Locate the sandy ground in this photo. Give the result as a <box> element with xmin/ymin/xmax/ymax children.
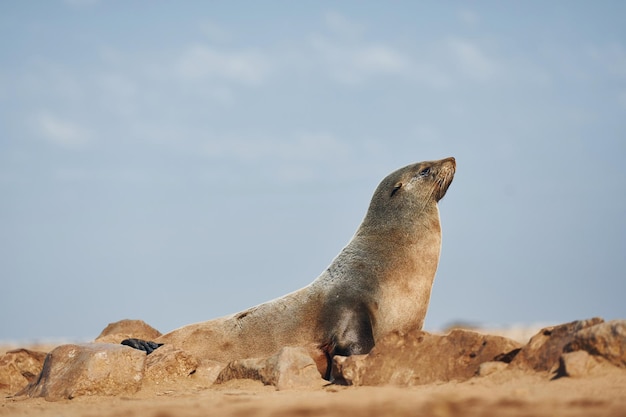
<box><xmin>2</xmin><ymin>347</ymin><xmax>625</xmax><ymax>417</ymax></box>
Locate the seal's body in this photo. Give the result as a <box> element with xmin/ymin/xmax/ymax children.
<box><xmin>138</xmin><ymin>157</ymin><xmax>455</xmax><ymax>376</ymax></box>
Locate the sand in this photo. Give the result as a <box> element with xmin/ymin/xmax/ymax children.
<box><xmin>2</xmin><ymin>348</ymin><xmax>625</xmax><ymax>417</ymax></box>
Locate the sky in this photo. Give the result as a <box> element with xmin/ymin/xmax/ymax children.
<box><xmin>1</xmin><ymin>1</ymin><xmax>625</xmax><ymax>342</ymax></box>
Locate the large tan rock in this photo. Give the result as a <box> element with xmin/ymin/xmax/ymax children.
<box><xmin>95</xmin><ymin>319</ymin><xmax>162</xmax><ymax>344</ymax></box>
<box><xmin>333</xmin><ymin>328</ymin><xmax>521</xmax><ymax>386</ymax></box>
<box><xmin>0</xmin><ymin>349</ymin><xmax>47</xmax><ymax>393</ymax></box>
<box><xmin>144</xmin><ymin>344</ymin><xmax>198</xmax><ymax>384</ymax></box>
<box><xmin>18</xmin><ymin>343</ymin><xmax>146</xmax><ymax>401</ymax></box>
<box><xmin>556</xmin><ymin>350</ymin><xmax>603</xmax><ymax>378</ymax></box>
<box><xmin>215</xmin><ymin>346</ymin><xmax>324</xmax><ymax>390</ymax></box>
<box><xmin>192</xmin><ymin>359</ymin><xmax>226</xmax><ymax>385</ymax></box>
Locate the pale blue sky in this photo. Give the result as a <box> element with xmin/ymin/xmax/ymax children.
<box><xmin>1</xmin><ymin>1</ymin><xmax>625</xmax><ymax>341</ymax></box>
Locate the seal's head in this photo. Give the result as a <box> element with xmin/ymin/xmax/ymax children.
<box><xmin>361</xmin><ymin>157</ymin><xmax>456</xmax><ymax>234</ymax></box>
<box><xmin>386</xmin><ymin>157</ymin><xmax>455</xmax><ymax>201</ymax></box>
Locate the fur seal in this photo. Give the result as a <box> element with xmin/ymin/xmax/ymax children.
<box><xmin>125</xmin><ymin>157</ymin><xmax>455</xmax><ymax>377</ymax></box>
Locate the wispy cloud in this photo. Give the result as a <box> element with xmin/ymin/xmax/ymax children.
<box><xmin>308</xmin><ymin>12</ymin><xmax>498</xmax><ymax>88</ymax></box>
<box><xmin>177</xmin><ymin>44</ymin><xmax>272</xmax><ymax>85</ymax></box>
<box><xmin>203</xmin><ymin>131</ymin><xmax>350</xmax><ymax>162</ymax></box>
<box><xmin>445</xmin><ymin>37</ymin><xmax>499</xmax><ymax>81</ymax></box>
<box><xmin>310</xmin><ymin>35</ymin><xmax>410</xmax><ymax>84</ymax></box>
<box><xmin>305</xmin><ymin>11</ymin><xmax>411</xmax><ymax>84</ymax></box>
<box><xmin>199</xmin><ymin>130</ymin><xmax>377</xmax><ymax>184</ymax></box>
<box><xmin>37</xmin><ymin>112</ymin><xmax>93</xmax><ymax>149</ymax></box>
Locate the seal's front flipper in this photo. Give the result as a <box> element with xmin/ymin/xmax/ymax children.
<box><xmin>121</xmin><ymin>338</ymin><xmax>163</xmax><ymax>354</ymax></box>
<box><xmin>322</xmin><ymin>304</ymin><xmax>375</xmax><ymax>381</ymax></box>
<box><xmin>332</xmin><ymin>305</ymin><xmax>375</xmax><ymax>357</ymax></box>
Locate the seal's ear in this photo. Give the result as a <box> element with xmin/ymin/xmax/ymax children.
<box><xmin>391</xmin><ymin>182</ymin><xmax>402</xmax><ymax>197</ymax></box>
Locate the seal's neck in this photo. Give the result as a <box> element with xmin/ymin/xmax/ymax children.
<box><xmin>355</xmin><ymin>203</ymin><xmax>441</xmax><ymax>245</ymax></box>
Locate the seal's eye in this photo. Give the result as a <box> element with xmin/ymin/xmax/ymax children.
<box><xmin>390</xmin><ymin>182</ymin><xmax>402</xmax><ymax>197</ymax></box>
<box><xmin>419</xmin><ymin>167</ymin><xmax>431</xmax><ymax>177</ymax></box>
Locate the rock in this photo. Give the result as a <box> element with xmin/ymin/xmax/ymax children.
<box><xmin>556</xmin><ymin>350</ymin><xmax>601</xmax><ymax>378</ymax></box>
<box><xmin>478</xmin><ymin>361</ymin><xmax>509</xmax><ymax>377</ymax></box>
<box><xmin>0</xmin><ymin>349</ymin><xmax>47</xmax><ymax>393</ymax></box>
<box><xmin>333</xmin><ymin>328</ymin><xmax>521</xmax><ymax>386</ymax></box>
<box><xmin>95</xmin><ymin>319</ymin><xmax>162</xmax><ymax>344</ymax></box>
<box><xmin>215</xmin><ymin>346</ymin><xmax>324</xmax><ymax>390</ymax></box>
<box><xmin>192</xmin><ymin>359</ymin><xmax>226</xmax><ymax>385</ymax></box>
<box><xmin>144</xmin><ymin>344</ymin><xmax>198</xmax><ymax>384</ymax></box>
<box><xmin>509</xmin><ymin>317</ymin><xmax>604</xmax><ymax>372</ymax></box>
<box><xmin>18</xmin><ymin>343</ymin><xmax>146</xmax><ymax>401</ymax></box>
<box><xmin>564</xmin><ymin>320</ymin><xmax>626</xmax><ymax>368</ymax></box>
<box><xmin>331</xmin><ymin>354</ymin><xmax>367</xmax><ymax>385</ymax></box>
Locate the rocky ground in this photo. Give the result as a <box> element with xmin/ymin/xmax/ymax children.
<box><xmin>1</xmin><ymin>317</ymin><xmax>625</xmax><ymax>417</ymax></box>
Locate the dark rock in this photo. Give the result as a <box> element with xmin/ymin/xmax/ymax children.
<box><xmin>564</xmin><ymin>320</ymin><xmax>626</xmax><ymax>368</ymax></box>
<box><xmin>509</xmin><ymin>317</ymin><xmax>604</xmax><ymax>372</ymax></box>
